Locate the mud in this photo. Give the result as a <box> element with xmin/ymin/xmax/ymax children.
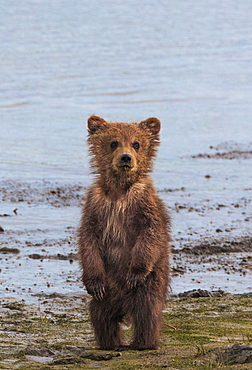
<box><xmin>0</xmin><ymin>247</ymin><xmax>20</xmax><ymax>254</ymax></box>
<box><xmin>0</xmin><ymin>180</ymin><xmax>85</xmax><ymax>207</ymax></box>
<box><xmin>172</xmin><ymin>236</ymin><xmax>252</xmax><ymax>294</ymax></box>
<box><xmin>180</xmin><ymin>236</ymin><xmax>252</xmax><ymax>255</ymax></box>
<box><xmin>28</xmin><ymin>252</ymin><xmax>77</xmax><ymax>261</ymax></box>
<box><xmin>0</xmin><ymin>175</ymin><xmax>252</xmax><ymax>299</ymax></box>
<box><xmin>191</xmin><ymin>141</ymin><xmax>252</xmax><ymax>160</ymax></box>
<box><xmin>192</xmin><ymin>150</ymin><xmax>252</xmax><ymax>160</ymax></box>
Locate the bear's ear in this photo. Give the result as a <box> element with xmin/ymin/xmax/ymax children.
<box><xmin>138</xmin><ymin>117</ymin><xmax>161</xmax><ymax>135</ymax></box>
<box><xmin>87</xmin><ymin>115</ymin><xmax>108</xmax><ymax>134</ymax></box>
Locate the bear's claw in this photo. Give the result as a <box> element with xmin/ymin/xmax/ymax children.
<box><xmin>126</xmin><ymin>271</ymin><xmax>146</xmax><ymax>289</ymax></box>
<box><xmin>86</xmin><ymin>283</ymin><xmax>106</xmax><ymax>300</ymax></box>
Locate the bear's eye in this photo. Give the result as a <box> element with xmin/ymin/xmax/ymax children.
<box><xmin>132</xmin><ymin>142</ymin><xmax>140</xmax><ymax>150</ymax></box>
<box><xmin>110</xmin><ymin>141</ymin><xmax>119</xmax><ymax>150</ymax></box>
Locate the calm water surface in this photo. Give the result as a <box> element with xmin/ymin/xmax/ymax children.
<box><xmin>1</xmin><ymin>1</ymin><xmax>252</xmax><ymax>180</ymax></box>
<box><xmin>0</xmin><ymin>1</ymin><xmax>252</xmax><ymax>297</ymax></box>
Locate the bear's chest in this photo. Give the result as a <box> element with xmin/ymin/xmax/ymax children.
<box><xmin>96</xmin><ymin>201</ymin><xmax>137</xmax><ymax>270</ymax></box>
<box><xmin>100</xmin><ymin>201</ymin><xmax>135</xmax><ymax>246</ymax></box>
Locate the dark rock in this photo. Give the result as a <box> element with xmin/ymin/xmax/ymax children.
<box><xmin>212</xmin><ymin>343</ymin><xmax>252</xmax><ymax>365</ymax></box>
<box><xmin>50</xmin><ymin>355</ymin><xmax>85</xmax><ymax>365</ymax></box>
<box><xmin>83</xmin><ymin>352</ymin><xmax>121</xmax><ymax>361</ymax></box>
<box><xmin>24</xmin><ymin>345</ymin><xmax>55</xmax><ymax>357</ymax></box>
<box><xmin>178</xmin><ymin>289</ymin><xmax>228</xmax><ymax>298</ymax></box>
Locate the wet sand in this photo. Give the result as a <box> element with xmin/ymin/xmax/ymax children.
<box><xmin>0</xmin><ymin>169</ymin><xmax>251</xmax><ymax>302</ymax></box>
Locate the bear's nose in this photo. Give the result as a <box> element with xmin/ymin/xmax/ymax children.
<box><xmin>120</xmin><ymin>154</ymin><xmax>132</xmax><ymax>164</ymax></box>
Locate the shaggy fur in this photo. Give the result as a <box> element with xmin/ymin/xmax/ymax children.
<box><xmin>78</xmin><ymin>115</ymin><xmax>171</xmax><ymax>350</ymax></box>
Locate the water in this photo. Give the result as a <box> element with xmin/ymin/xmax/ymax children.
<box><xmin>0</xmin><ymin>1</ymin><xmax>252</xmax><ymax>299</ymax></box>
<box><xmin>1</xmin><ymin>0</ymin><xmax>252</xmax><ymax>180</ymax></box>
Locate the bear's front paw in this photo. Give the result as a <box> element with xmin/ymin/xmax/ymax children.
<box><xmin>85</xmin><ymin>280</ymin><xmax>106</xmax><ymax>301</ymax></box>
<box><xmin>126</xmin><ymin>269</ymin><xmax>148</xmax><ymax>289</ymax></box>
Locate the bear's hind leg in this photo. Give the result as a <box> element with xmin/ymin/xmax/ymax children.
<box><xmin>90</xmin><ymin>298</ymin><xmax>123</xmax><ymax>350</ymax></box>
<box><xmin>130</xmin><ymin>293</ymin><xmax>163</xmax><ymax>350</ymax></box>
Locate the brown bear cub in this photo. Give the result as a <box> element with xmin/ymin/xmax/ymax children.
<box><xmin>78</xmin><ymin>115</ymin><xmax>171</xmax><ymax>350</ymax></box>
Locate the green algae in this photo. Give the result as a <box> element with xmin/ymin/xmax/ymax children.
<box><xmin>0</xmin><ymin>294</ymin><xmax>251</xmax><ymax>369</ymax></box>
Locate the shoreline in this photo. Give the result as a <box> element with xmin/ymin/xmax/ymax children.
<box><xmin>0</xmin><ymin>177</ymin><xmax>252</xmax><ymax>368</ymax></box>
<box><xmin>0</xmin><ymin>179</ymin><xmax>252</xmax><ymax>303</ymax></box>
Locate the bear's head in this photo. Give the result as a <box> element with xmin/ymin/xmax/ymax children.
<box><xmin>87</xmin><ymin>115</ymin><xmax>161</xmax><ymax>186</ymax></box>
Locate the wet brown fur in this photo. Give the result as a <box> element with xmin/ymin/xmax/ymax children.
<box><xmin>78</xmin><ymin>115</ymin><xmax>171</xmax><ymax>350</ymax></box>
